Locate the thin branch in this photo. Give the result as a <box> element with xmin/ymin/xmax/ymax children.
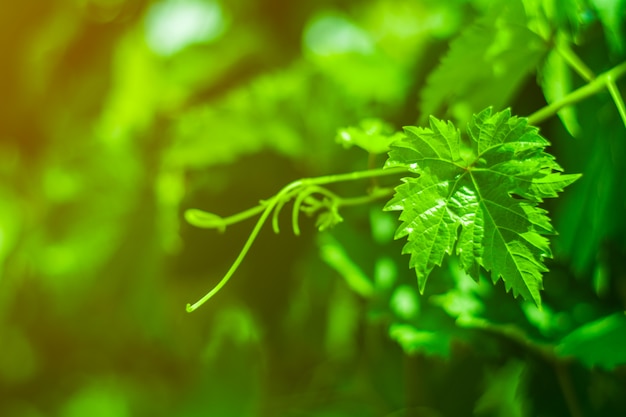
<box><xmin>557</xmin><ymin>42</ymin><xmax>595</xmax><ymax>82</ymax></box>
<box><xmin>606</xmin><ymin>78</ymin><xmax>626</xmax><ymax>129</ymax></box>
<box><xmin>529</xmin><ymin>61</ymin><xmax>626</xmax><ymax>125</ymax></box>
<box><xmin>555</xmin><ymin>361</ymin><xmax>585</xmax><ymax>417</ymax></box>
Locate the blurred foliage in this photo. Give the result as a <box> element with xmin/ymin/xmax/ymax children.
<box><xmin>1</xmin><ymin>0</ymin><xmax>626</xmax><ymax>416</ymax></box>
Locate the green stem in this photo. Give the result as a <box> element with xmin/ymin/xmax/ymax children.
<box><xmin>529</xmin><ymin>61</ymin><xmax>626</xmax><ymax>125</ymax></box>
<box><xmin>186</xmin><ymin>179</ymin><xmax>303</xmax><ymax>312</ymax></box>
<box><xmin>185</xmin><ymin>200</ymin><xmax>275</xmax><ymax>312</ymax></box>
<box><xmin>557</xmin><ymin>42</ymin><xmax>595</xmax><ymax>82</ymax></box>
<box><xmin>304</xmin><ymin>166</ymin><xmax>409</xmax><ymax>186</ymax></box>
<box><xmin>555</xmin><ymin>362</ymin><xmax>585</xmax><ymax>417</ymax></box>
<box><xmin>337</xmin><ymin>186</ymin><xmax>394</xmax><ymax>207</ymax></box>
<box><xmin>607</xmin><ymin>78</ymin><xmax>626</xmax><ymax>129</ymax></box>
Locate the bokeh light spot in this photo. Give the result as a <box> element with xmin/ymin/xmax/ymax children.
<box><xmin>145</xmin><ymin>0</ymin><xmax>226</xmax><ymax>56</ymax></box>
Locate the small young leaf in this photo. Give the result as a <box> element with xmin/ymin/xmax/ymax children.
<box><xmin>336</xmin><ymin>118</ymin><xmax>403</xmax><ymax>154</ymax></box>
<box><xmin>384</xmin><ymin>107</ymin><xmax>580</xmax><ymax>306</ymax></box>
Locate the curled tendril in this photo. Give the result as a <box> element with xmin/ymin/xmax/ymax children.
<box><xmin>185</xmin><ymin>167</ymin><xmax>407</xmax><ymax>312</ymax></box>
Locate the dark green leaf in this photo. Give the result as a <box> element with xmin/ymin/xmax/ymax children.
<box><xmin>557</xmin><ymin>312</ymin><xmax>626</xmax><ymax>369</ymax></box>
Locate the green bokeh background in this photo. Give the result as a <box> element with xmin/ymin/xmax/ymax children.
<box><xmin>1</xmin><ymin>0</ymin><xmax>625</xmax><ymax>416</ymax></box>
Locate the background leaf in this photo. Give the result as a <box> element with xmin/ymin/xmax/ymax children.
<box><xmin>557</xmin><ymin>312</ymin><xmax>626</xmax><ymax>370</ymax></box>
<box><xmin>419</xmin><ymin>0</ymin><xmax>547</xmax><ymax>124</ymax></box>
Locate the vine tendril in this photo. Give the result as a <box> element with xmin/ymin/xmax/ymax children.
<box><xmin>185</xmin><ymin>167</ymin><xmax>407</xmax><ymax>312</ymax></box>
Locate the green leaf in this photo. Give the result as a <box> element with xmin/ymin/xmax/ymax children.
<box><xmin>522</xmin><ymin>0</ymin><xmax>593</xmax><ymax>40</ymax></box>
<box><xmin>539</xmin><ymin>49</ymin><xmax>581</xmax><ymax>137</ymax></box>
<box><xmin>384</xmin><ymin>107</ymin><xmax>580</xmax><ymax>306</ymax></box>
<box><xmin>557</xmin><ymin>312</ymin><xmax>626</xmax><ymax>370</ymax></box>
<box><xmin>419</xmin><ymin>0</ymin><xmax>546</xmax><ymax>124</ymax></box>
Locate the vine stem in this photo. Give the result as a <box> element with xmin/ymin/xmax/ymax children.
<box><xmin>606</xmin><ymin>78</ymin><xmax>626</xmax><ymax>129</ymax></box>
<box><xmin>186</xmin><ymin>166</ymin><xmax>408</xmax><ymax>312</ymax></box>
<box><xmin>557</xmin><ymin>42</ymin><xmax>595</xmax><ymax>82</ymax></box>
<box><xmin>556</xmin><ymin>44</ymin><xmax>626</xmax><ymax>130</ymax></box>
<box><xmin>528</xmin><ymin>61</ymin><xmax>626</xmax><ymax>126</ymax></box>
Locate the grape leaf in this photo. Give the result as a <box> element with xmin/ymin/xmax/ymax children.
<box><xmin>384</xmin><ymin>107</ymin><xmax>580</xmax><ymax>306</ymax></box>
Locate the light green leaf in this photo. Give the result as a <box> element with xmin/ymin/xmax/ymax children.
<box><xmin>384</xmin><ymin>108</ymin><xmax>580</xmax><ymax>306</ymax></box>
<box><xmin>590</xmin><ymin>0</ymin><xmax>626</xmax><ymax>54</ymax></box>
<box><xmin>419</xmin><ymin>0</ymin><xmax>546</xmax><ymax>124</ymax></box>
